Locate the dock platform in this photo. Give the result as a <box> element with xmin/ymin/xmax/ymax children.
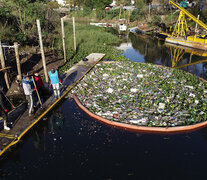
<box><xmin>0</xmin><ymin>53</ymin><xmax>105</xmax><ymax>158</ymax></box>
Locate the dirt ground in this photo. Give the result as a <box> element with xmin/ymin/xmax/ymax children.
<box><xmin>6</xmin><ymin>47</ymin><xmax>65</xmax><ymax>97</ymax></box>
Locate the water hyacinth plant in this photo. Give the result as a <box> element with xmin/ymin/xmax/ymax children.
<box><xmin>72</xmin><ymin>61</ymin><xmax>207</xmax><ymax>127</ymax></box>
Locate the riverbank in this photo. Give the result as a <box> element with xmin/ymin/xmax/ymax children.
<box><xmin>55</xmin><ymin>23</ymin><xmax>128</xmax><ymax>74</ymax></box>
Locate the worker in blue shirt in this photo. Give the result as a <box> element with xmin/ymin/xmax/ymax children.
<box><xmin>48</xmin><ymin>68</ymin><xmax>61</xmax><ymax>98</ymax></box>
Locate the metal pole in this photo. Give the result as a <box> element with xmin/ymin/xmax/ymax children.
<box><xmin>195</xmin><ymin>14</ymin><xmax>200</xmax><ymax>33</ymax></box>
<box><xmin>36</xmin><ymin>19</ymin><xmax>48</xmax><ymax>83</ymax></box>
<box><xmin>0</xmin><ymin>40</ymin><xmax>10</xmax><ymax>89</ymax></box>
<box><xmin>73</xmin><ymin>17</ymin><xmax>76</xmax><ymax>51</ymax></box>
<box><xmin>61</xmin><ymin>18</ymin><xmax>67</xmax><ymax>63</ymax></box>
<box><xmin>14</xmin><ymin>42</ymin><xmax>22</xmax><ymax>81</ymax></box>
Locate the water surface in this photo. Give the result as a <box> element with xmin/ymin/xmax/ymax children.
<box><xmin>1</xmin><ymin>34</ymin><xmax>207</xmax><ymax>180</ymax></box>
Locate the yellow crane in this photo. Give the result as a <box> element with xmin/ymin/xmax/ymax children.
<box><xmin>166</xmin><ymin>0</ymin><xmax>207</xmax><ymax>51</ymax></box>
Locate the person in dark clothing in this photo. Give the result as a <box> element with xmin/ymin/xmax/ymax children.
<box><xmin>0</xmin><ymin>87</ymin><xmax>10</xmax><ymax>130</ymax></box>
<box><xmin>33</xmin><ymin>72</ymin><xmax>47</xmax><ymax>102</ymax></box>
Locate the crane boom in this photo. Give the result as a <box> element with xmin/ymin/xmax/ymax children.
<box><xmin>169</xmin><ymin>0</ymin><xmax>207</xmax><ymax>31</ymax></box>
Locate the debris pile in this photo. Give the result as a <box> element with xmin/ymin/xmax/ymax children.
<box><xmin>72</xmin><ymin>62</ymin><xmax>207</xmax><ymax>127</ymax></box>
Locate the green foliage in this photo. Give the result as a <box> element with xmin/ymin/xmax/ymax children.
<box><xmin>130</xmin><ymin>9</ymin><xmax>139</xmax><ymax>22</ymax></box>
<box><xmin>201</xmin><ymin>9</ymin><xmax>207</xmax><ymax>24</ymax></box>
<box><xmin>56</xmin><ymin>24</ymin><xmax>128</xmax><ymax>74</ymax></box>
<box><xmin>81</xmin><ymin>0</ymin><xmax>113</xmax><ymax>10</ymax></box>
<box><xmin>84</xmin><ymin>0</ymin><xmax>113</xmax><ymax>19</ymax></box>
<box><xmin>48</xmin><ymin>1</ymin><xmax>60</xmax><ymax>9</ymax></box>
<box><xmin>96</xmin><ymin>9</ymin><xmax>105</xmax><ymax>20</ymax></box>
<box><xmin>135</xmin><ymin>0</ymin><xmax>145</xmax><ymax>9</ymax></box>
<box><xmin>125</xmin><ymin>0</ymin><xmax>132</xmax><ymax>6</ymax></box>
<box><xmin>83</xmin><ymin>7</ymin><xmax>93</xmax><ymax>17</ymax></box>
<box><xmin>165</xmin><ymin>14</ymin><xmax>176</xmax><ymax>21</ymax></box>
<box><xmin>130</xmin><ymin>4</ymin><xmax>148</xmax><ymax>22</ymax></box>
<box><xmin>0</xmin><ymin>0</ymin><xmax>59</xmax><ymax>45</ymax></box>
<box><xmin>152</xmin><ymin>15</ymin><xmax>161</xmax><ymax>26</ymax></box>
<box><xmin>105</xmin><ymin>8</ymin><xmax>120</xmax><ymax>20</ymax></box>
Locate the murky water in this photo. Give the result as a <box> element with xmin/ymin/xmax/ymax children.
<box><xmin>1</xmin><ymin>34</ymin><xmax>207</xmax><ymax>180</ymax></box>
<box><xmin>120</xmin><ymin>33</ymin><xmax>207</xmax><ymax>80</ymax></box>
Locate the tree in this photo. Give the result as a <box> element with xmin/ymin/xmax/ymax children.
<box><xmin>85</xmin><ymin>0</ymin><xmax>112</xmax><ymax>10</ymax></box>
<box><xmin>116</xmin><ymin>0</ymin><xmax>131</xmax><ymax>6</ymax></box>
<box><xmin>134</xmin><ymin>0</ymin><xmax>145</xmax><ymax>10</ymax></box>
<box><xmin>0</xmin><ymin>0</ymin><xmax>58</xmax><ymax>44</ymax></box>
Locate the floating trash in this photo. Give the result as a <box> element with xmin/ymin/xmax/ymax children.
<box><xmin>106</xmin><ymin>88</ymin><xmax>114</xmax><ymax>93</ymax></box>
<box><xmin>137</xmin><ymin>74</ymin><xmax>144</xmax><ymax>78</ymax></box>
<box><xmin>72</xmin><ymin>61</ymin><xmax>207</xmax><ymax>127</ymax></box>
<box><xmin>130</xmin><ymin>88</ymin><xmax>138</xmax><ymax>93</ymax></box>
<box><xmin>158</xmin><ymin>103</ymin><xmax>165</xmax><ymax>110</ymax></box>
<box><xmin>129</xmin><ymin>118</ymin><xmax>147</xmax><ymax>125</ymax></box>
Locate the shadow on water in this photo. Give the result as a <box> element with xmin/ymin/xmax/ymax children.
<box><xmin>1</xmin><ymin>33</ymin><xmax>207</xmax><ymax>180</ymax></box>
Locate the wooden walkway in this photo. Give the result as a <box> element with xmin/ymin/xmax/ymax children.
<box><xmin>0</xmin><ymin>53</ymin><xmax>105</xmax><ymax>158</ymax></box>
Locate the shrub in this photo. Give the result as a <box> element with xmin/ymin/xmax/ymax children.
<box><xmin>152</xmin><ymin>15</ymin><xmax>161</xmax><ymax>26</ymax></box>
<box><xmin>55</xmin><ymin>24</ymin><xmax>128</xmax><ymax>73</ymax></box>
<box><xmin>83</xmin><ymin>7</ymin><xmax>93</xmax><ymax>17</ymax></box>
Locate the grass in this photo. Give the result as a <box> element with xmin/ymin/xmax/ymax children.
<box><xmin>55</xmin><ymin>23</ymin><xmax>128</xmax><ymax>74</ymax></box>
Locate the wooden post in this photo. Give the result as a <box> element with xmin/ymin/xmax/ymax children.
<box><xmin>73</xmin><ymin>17</ymin><xmax>76</xmax><ymax>51</ymax></box>
<box><xmin>14</xmin><ymin>42</ymin><xmax>22</xmax><ymax>81</ymax></box>
<box><xmin>36</xmin><ymin>19</ymin><xmax>48</xmax><ymax>83</ymax></box>
<box><xmin>0</xmin><ymin>40</ymin><xmax>10</xmax><ymax>89</ymax></box>
<box><xmin>61</xmin><ymin>18</ymin><xmax>67</xmax><ymax>63</ymax></box>
<box><xmin>119</xmin><ymin>5</ymin><xmax>122</xmax><ymax>20</ymax></box>
<box><xmin>128</xmin><ymin>10</ymin><xmax>130</xmax><ymax>24</ymax></box>
<box><xmin>123</xmin><ymin>8</ymin><xmax>125</xmax><ymax>19</ymax></box>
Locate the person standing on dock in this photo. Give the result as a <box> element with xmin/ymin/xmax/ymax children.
<box><xmin>33</xmin><ymin>72</ymin><xmax>47</xmax><ymax>102</ymax></box>
<box><xmin>23</xmin><ymin>76</ymin><xmax>34</xmax><ymax>116</ymax></box>
<box><xmin>0</xmin><ymin>86</ymin><xmax>10</xmax><ymax>130</ymax></box>
<box><xmin>48</xmin><ymin>68</ymin><xmax>61</xmax><ymax>99</ymax></box>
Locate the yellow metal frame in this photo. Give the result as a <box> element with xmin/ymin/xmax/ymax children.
<box><xmin>171</xmin><ymin>47</ymin><xmax>185</xmax><ymax>68</ymax></box>
<box><xmin>0</xmin><ymin>55</ymin><xmax>105</xmax><ymax>157</ymax></box>
<box><xmin>169</xmin><ymin>0</ymin><xmax>207</xmax><ymax>31</ymax></box>
<box><xmin>172</xmin><ymin>11</ymin><xmax>188</xmax><ymax>38</ymax></box>
<box><xmin>176</xmin><ymin>59</ymin><xmax>207</xmax><ymax>69</ymax></box>
<box><xmin>166</xmin><ymin>0</ymin><xmax>207</xmax><ymax>50</ymax></box>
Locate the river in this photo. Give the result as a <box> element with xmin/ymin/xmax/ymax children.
<box><xmin>0</xmin><ymin>33</ymin><xmax>207</xmax><ymax>180</ymax></box>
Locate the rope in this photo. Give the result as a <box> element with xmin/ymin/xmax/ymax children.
<box><xmin>0</xmin><ymin>55</ymin><xmax>105</xmax><ymax>157</ymax></box>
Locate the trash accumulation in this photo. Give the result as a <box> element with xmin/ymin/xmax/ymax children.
<box><xmin>72</xmin><ymin>62</ymin><xmax>207</xmax><ymax>127</ymax></box>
